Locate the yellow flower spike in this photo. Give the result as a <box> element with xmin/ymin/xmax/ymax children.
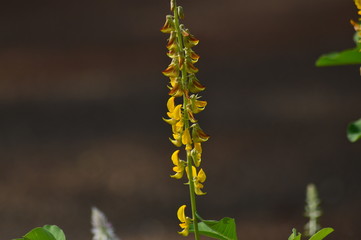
<box><xmin>177</xmin><ymin>205</ymin><xmax>190</xmax><ymax>236</ymax></box>
<box><xmin>170</xmin><ymin>150</ymin><xmax>185</xmax><ymax>179</ymax></box>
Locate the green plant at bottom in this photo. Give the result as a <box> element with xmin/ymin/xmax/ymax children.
<box><xmin>288</xmin><ymin>228</ymin><xmax>334</xmax><ymax>240</ymax></box>
<box><xmin>304</xmin><ymin>184</ymin><xmax>322</xmax><ymax>237</ymax></box>
<box><xmin>13</xmin><ymin>225</ymin><xmax>66</xmax><ymax>240</ymax></box>
<box><xmin>161</xmin><ymin>0</ymin><xmax>237</xmax><ymax>239</ymax></box>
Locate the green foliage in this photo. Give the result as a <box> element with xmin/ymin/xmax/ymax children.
<box><xmin>288</xmin><ymin>228</ymin><xmax>333</xmax><ymax>240</ymax></box>
<box><xmin>309</xmin><ymin>228</ymin><xmax>334</xmax><ymax>240</ymax></box>
<box><xmin>189</xmin><ymin>217</ymin><xmax>238</xmax><ymax>240</ymax></box>
<box><xmin>14</xmin><ymin>225</ymin><xmax>66</xmax><ymax>240</ymax></box>
<box><xmin>316</xmin><ymin>33</ymin><xmax>361</xmax><ymax>66</ymax></box>
<box><xmin>347</xmin><ymin>118</ymin><xmax>361</xmax><ymax>142</ymax></box>
<box><xmin>316</xmin><ymin>48</ymin><xmax>361</xmax><ymax>66</ymax></box>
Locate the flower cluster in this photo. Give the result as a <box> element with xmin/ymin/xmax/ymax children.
<box><xmin>161</xmin><ymin>0</ymin><xmax>210</xmax><ymax>236</ymax></box>
<box><xmin>161</xmin><ymin>1</ymin><xmax>209</xmax><ymax>192</ymax></box>
<box><xmin>177</xmin><ymin>205</ymin><xmax>191</xmax><ymax>236</ymax></box>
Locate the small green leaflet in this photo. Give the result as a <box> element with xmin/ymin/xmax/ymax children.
<box><xmin>189</xmin><ymin>217</ymin><xmax>238</xmax><ymax>240</ymax></box>
<box><xmin>288</xmin><ymin>229</ymin><xmax>301</xmax><ymax>240</ymax></box>
<box><xmin>14</xmin><ymin>225</ymin><xmax>66</xmax><ymax>240</ymax></box>
<box><xmin>347</xmin><ymin>118</ymin><xmax>361</xmax><ymax>142</ymax></box>
<box><xmin>309</xmin><ymin>228</ymin><xmax>334</xmax><ymax>240</ymax></box>
<box><xmin>288</xmin><ymin>228</ymin><xmax>333</xmax><ymax>240</ymax></box>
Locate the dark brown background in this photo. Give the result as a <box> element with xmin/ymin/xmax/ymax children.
<box><xmin>0</xmin><ymin>0</ymin><xmax>360</xmax><ymax>239</ymax></box>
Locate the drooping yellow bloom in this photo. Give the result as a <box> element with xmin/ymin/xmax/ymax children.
<box><xmin>182</xmin><ymin>128</ymin><xmax>193</xmax><ymax>151</ymax></box>
<box><xmin>191</xmin><ymin>123</ymin><xmax>210</xmax><ymax>143</ymax></box>
<box><xmin>187</xmin><ymin>166</ymin><xmax>206</xmax><ymax>195</ymax></box>
<box><xmin>163</xmin><ymin>97</ymin><xmax>185</xmax><ymax>147</ymax></box>
<box><xmin>177</xmin><ymin>205</ymin><xmax>191</xmax><ymax>236</ymax></box>
<box><xmin>170</xmin><ymin>150</ymin><xmax>185</xmax><ymax>179</ymax></box>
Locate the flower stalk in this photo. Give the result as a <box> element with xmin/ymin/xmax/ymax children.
<box><xmin>161</xmin><ymin>0</ymin><xmax>209</xmax><ymax>239</ymax></box>
<box><xmin>304</xmin><ymin>184</ymin><xmax>322</xmax><ymax>237</ymax></box>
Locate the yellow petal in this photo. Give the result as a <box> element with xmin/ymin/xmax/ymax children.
<box><xmin>167</xmin><ymin>97</ymin><xmax>175</xmax><ymax>112</ymax></box>
<box><xmin>173</xmin><ymin>105</ymin><xmax>182</xmax><ymax>120</ymax></box>
<box><xmin>177</xmin><ymin>205</ymin><xmax>186</xmax><ymax>222</ymax></box>
<box><xmin>171</xmin><ymin>171</ymin><xmax>183</xmax><ymax>179</ymax></box>
<box><xmin>355</xmin><ymin>0</ymin><xmax>361</xmax><ymax>10</ymax></box>
<box><xmin>195</xmin><ymin>187</ymin><xmax>206</xmax><ymax>196</ymax></box>
<box><xmin>171</xmin><ymin>150</ymin><xmax>180</xmax><ymax>165</ymax></box>
<box><xmin>182</xmin><ymin>128</ymin><xmax>192</xmax><ymax>145</ymax></box>
<box><xmin>170</xmin><ymin>138</ymin><xmax>182</xmax><ymax>147</ymax></box>
<box><xmin>198</xmin><ymin>168</ymin><xmax>206</xmax><ymax>183</ymax></box>
<box><xmin>162</xmin><ymin>117</ymin><xmax>176</xmax><ymax>125</ymax></box>
<box><xmin>178</xmin><ymin>228</ymin><xmax>189</xmax><ymax>236</ymax></box>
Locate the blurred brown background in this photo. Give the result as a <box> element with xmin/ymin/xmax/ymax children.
<box><xmin>0</xmin><ymin>0</ymin><xmax>360</xmax><ymax>239</ymax></box>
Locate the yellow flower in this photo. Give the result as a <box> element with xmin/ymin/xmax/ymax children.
<box><xmin>170</xmin><ymin>150</ymin><xmax>185</xmax><ymax>179</ymax></box>
<box><xmin>187</xmin><ymin>166</ymin><xmax>206</xmax><ymax>195</ymax></box>
<box><xmin>191</xmin><ymin>123</ymin><xmax>210</xmax><ymax>143</ymax></box>
<box><xmin>177</xmin><ymin>205</ymin><xmax>191</xmax><ymax>236</ymax></box>
<box><xmin>160</xmin><ymin>15</ymin><xmax>174</xmax><ymax>33</ymax></box>
<box><xmin>188</xmin><ymin>75</ymin><xmax>205</xmax><ymax>93</ymax></box>
<box><xmin>182</xmin><ymin>128</ymin><xmax>193</xmax><ymax>151</ymax></box>
<box><xmin>189</xmin><ymin>95</ymin><xmax>207</xmax><ymax>114</ymax></box>
<box><xmin>355</xmin><ymin>0</ymin><xmax>361</xmax><ymax>15</ymax></box>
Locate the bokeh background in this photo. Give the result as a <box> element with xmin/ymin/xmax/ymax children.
<box><xmin>0</xmin><ymin>0</ymin><xmax>360</xmax><ymax>239</ymax></box>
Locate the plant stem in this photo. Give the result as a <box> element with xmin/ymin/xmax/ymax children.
<box><xmin>187</xmin><ymin>153</ymin><xmax>200</xmax><ymax>240</ymax></box>
<box><xmin>172</xmin><ymin>0</ymin><xmax>200</xmax><ymax>239</ymax></box>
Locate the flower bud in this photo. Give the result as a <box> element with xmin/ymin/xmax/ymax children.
<box><xmin>191</xmin><ymin>124</ymin><xmax>210</xmax><ymax>143</ymax></box>
<box><xmin>188</xmin><ymin>75</ymin><xmax>205</xmax><ymax>93</ymax></box>
<box><xmin>161</xmin><ymin>15</ymin><xmax>174</xmax><ymax>33</ymax></box>
<box><xmin>177</xmin><ymin>6</ymin><xmax>185</xmax><ymax>19</ymax></box>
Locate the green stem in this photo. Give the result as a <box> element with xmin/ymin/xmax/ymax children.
<box><xmin>172</xmin><ymin>1</ymin><xmax>200</xmax><ymax>239</ymax></box>
<box><xmin>187</xmin><ymin>153</ymin><xmax>200</xmax><ymax>240</ymax></box>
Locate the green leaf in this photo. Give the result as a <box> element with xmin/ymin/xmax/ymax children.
<box><xmin>23</xmin><ymin>227</ymin><xmax>56</xmax><ymax>240</ymax></box>
<box><xmin>42</xmin><ymin>225</ymin><xmax>66</xmax><ymax>240</ymax></box>
<box><xmin>288</xmin><ymin>229</ymin><xmax>301</xmax><ymax>240</ymax></box>
<box><xmin>309</xmin><ymin>228</ymin><xmax>334</xmax><ymax>240</ymax></box>
<box><xmin>315</xmin><ymin>48</ymin><xmax>361</xmax><ymax>66</ymax></box>
<box><xmin>348</xmin><ymin>118</ymin><xmax>361</xmax><ymax>142</ymax></box>
<box><xmin>189</xmin><ymin>217</ymin><xmax>238</xmax><ymax>240</ymax></box>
